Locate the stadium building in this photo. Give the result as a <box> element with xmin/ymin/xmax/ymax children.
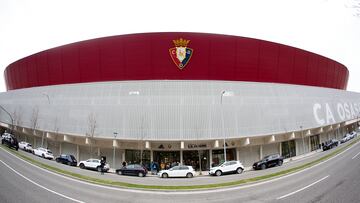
<box><xmin>1</xmin><ymin>32</ymin><xmax>359</xmax><ymax>170</ymax></box>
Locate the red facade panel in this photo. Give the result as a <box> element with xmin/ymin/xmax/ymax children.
<box><xmin>236</xmin><ymin>38</ymin><xmax>260</xmax><ymax>82</ymax></box>
<box><xmin>292</xmin><ymin>49</ymin><xmax>308</xmax><ymax>86</ymax></box>
<box><xmin>61</xmin><ymin>44</ymin><xmax>80</xmax><ymax>84</ymax></box>
<box><xmin>47</xmin><ymin>48</ymin><xmax>63</xmax><ymax>85</ymax></box>
<box><xmin>258</xmin><ymin>41</ymin><xmax>279</xmax><ymax>82</ymax></box>
<box><xmin>4</xmin><ymin>33</ymin><xmax>348</xmax><ymax>90</ymax></box>
<box><xmin>36</xmin><ymin>52</ymin><xmax>49</xmax><ymax>86</ymax></box>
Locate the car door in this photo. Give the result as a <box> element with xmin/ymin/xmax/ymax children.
<box><xmin>179</xmin><ymin>166</ymin><xmax>188</xmax><ymax>177</ymax></box>
<box><xmin>170</xmin><ymin>166</ymin><xmax>180</xmax><ymax>177</ymax></box>
<box><xmin>86</xmin><ymin>159</ymin><xmax>93</xmax><ymax>168</ymax></box>
<box><xmin>222</xmin><ymin>162</ymin><xmax>231</xmax><ymax>173</ymax></box>
<box><xmin>127</xmin><ymin>165</ymin><xmax>135</xmax><ymax>175</ymax></box>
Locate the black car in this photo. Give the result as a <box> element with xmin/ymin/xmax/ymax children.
<box><xmin>322</xmin><ymin>139</ymin><xmax>338</xmax><ymax>151</ymax></box>
<box><xmin>116</xmin><ymin>164</ymin><xmax>148</xmax><ymax>177</ymax></box>
<box><xmin>1</xmin><ymin>133</ymin><xmax>19</xmax><ymax>151</ymax></box>
<box><xmin>55</xmin><ymin>154</ymin><xmax>77</xmax><ymax>166</ymax></box>
<box><xmin>253</xmin><ymin>154</ymin><xmax>283</xmax><ymax>170</ymax></box>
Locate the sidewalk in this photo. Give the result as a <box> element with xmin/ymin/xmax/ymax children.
<box><xmin>5</xmin><ymin>138</ymin><xmax>358</xmax><ymax>187</ymax></box>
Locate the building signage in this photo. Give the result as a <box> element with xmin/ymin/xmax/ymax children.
<box><xmin>169</xmin><ymin>38</ymin><xmax>193</xmax><ymax>70</ymax></box>
<box><xmin>188</xmin><ymin>144</ymin><xmax>207</xmax><ymax>149</ymax></box>
<box><xmin>313</xmin><ymin>102</ymin><xmax>360</xmax><ymax>125</ymax></box>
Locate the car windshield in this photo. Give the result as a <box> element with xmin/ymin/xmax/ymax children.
<box><xmin>263</xmin><ymin>155</ymin><xmax>271</xmax><ymax>160</ymax></box>
<box><xmin>47</xmin><ymin>150</ymin><xmax>53</xmax><ymax>154</ymax></box>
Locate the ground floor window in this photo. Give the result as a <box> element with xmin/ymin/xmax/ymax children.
<box><xmin>310</xmin><ymin>134</ymin><xmax>320</xmax><ymax>151</ymax></box>
<box><xmin>211</xmin><ymin>148</ymin><xmax>236</xmax><ymax>166</ymax></box>
<box><xmin>281</xmin><ymin>140</ymin><xmax>296</xmax><ymax>159</ymax></box>
<box><xmin>153</xmin><ymin>151</ymin><xmax>180</xmax><ymax>170</ymax></box>
<box><xmin>125</xmin><ymin>149</ymin><xmax>150</xmax><ymax>169</ymax></box>
<box><xmin>183</xmin><ymin>150</ymin><xmax>209</xmax><ymax>171</ymax></box>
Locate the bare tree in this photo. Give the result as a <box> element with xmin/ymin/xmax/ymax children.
<box><xmin>53</xmin><ymin>116</ymin><xmax>59</xmax><ymax>135</ymax></box>
<box><xmin>87</xmin><ymin>112</ymin><xmax>97</xmax><ymax>158</ymax></box>
<box><xmin>30</xmin><ymin>106</ymin><xmax>39</xmax><ymax>133</ymax></box>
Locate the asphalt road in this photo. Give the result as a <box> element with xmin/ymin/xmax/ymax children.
<box><xmin>0</xmin><ymin>140</ymin><xmax>359</xmax><ymax>203</ymax></box>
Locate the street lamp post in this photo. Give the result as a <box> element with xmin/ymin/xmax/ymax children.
<box><xmin>0</xmin><ymin>105</ymin><xmax>14</xmax><ymax>133</ymax></box>
<box><xmin>221</xmin><ymin>90</ymin><xmax>234</xmax><ymax>163</ymax></box>
<box><xmin>41</xmin><ymin>93</ymin><xmax>50</xmax><ymax>147</ymax></box>
<box><xmin>113</xmin><ymin>132</ymin><xmax>118</xmax><ymax>169</ymax></box>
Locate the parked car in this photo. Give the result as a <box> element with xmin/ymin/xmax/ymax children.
<box><xmin>1</xmin><ymin>133</ymin><xmax>19</xmax><ymax>151</ymax></box>
<box><xmin>33</xmin><ymin>147</ymin><xmax>54</xmax><ymax>159</ymax></box>
<box><xmin>1</xmin><ymin>132</ymin><xmax>12</xmax><ymax>140</ymax></box>
<box><xmin>78</xmin><ymin>158</ymin><xmax>110</xmax><ymax>172</ymax></box>
<box><xmin>116</xmin><ymin>164</ymin><xmax>148</xmax><ymax>177</ymax></box>
<box><xmin>322</xmin><ymin>139</ymin><xmax>338</xmax><ymax>151</ymax></box>
<box><xmin>340</xmin><ymin>135</ymin><xmax>351</xmax><ymax>143</ymax></box>
<box><xmin>209</xmin><ymin>160</ymin><xmax>244</xmax><ymax>176</ymax></box>
<box><xmin>55</xmin><ymin>154</ymin><xmax>77</xmax><ymax>166</ymax></box>
<box><xmin>18</xmin><ymin>141</ymin><xmax>34</xmax><ymax>153</ymax></box>
<box><xmin>349</xmin><ymin>131</ymin><xmax>357</xmax><ymax>139</ymax></box>
<box><xmin>253</xmin><ymin>154</ymin><xmax>284</xmax><ymax>170</ymax></box>
<box><xmin>158</xmin><ymin>165</ymin><xmax>195</xmax><ymax>178</ymax></box>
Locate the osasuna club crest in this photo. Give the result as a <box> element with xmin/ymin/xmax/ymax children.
<box><xmin>169</xmin><ymin>38</ymin><xmax>193</xmax><ymax>70</ymax></box>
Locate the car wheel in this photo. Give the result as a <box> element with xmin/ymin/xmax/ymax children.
<box><xmin>186</xmin><ymin>173</ymin><xmax>193</xmax><ymax>178</ymax></box>
<box><xmin>117</xmin><ymin>170</ymin><xmax>122</xmax><ymax>175</ymax></box>
<box><xmin>56</xmin><ymin>158</ymin><xmax>60</xmax><ymax>163</ymax></box>
<box><xmin>278</xmin><ymin>160</ymin><xmax>283</xmax><ymax>166</ymax></box>
<box><xmin>162</xmin><ymin>173</ymin><xmax>168</xmax><ymax>178</ymax></box>
<box><xmin>236</xmin><ymin>167</ymin><xmax>243</xmax><ymax>174</ymax></box>
<box><xmin>42</xmin><ymin>154</ymin><xmax>45</xmax><ymax>158</ymax></box>
<box><xmin>79</xmin><ymin>163</ymin><xmax>85</xmax><ymax>169</ymax></box>
<box><xmin>215</xmin><ymin>170</ymin><xmax>222</xmax><ymax>176</ymax></box>
<box><xmin>97</xmin><ymin>166</ymin><xmax>102</xmax><ymax>172</ymax></box>
<box><xmin>261</xmin><ymin>164</ymin><xmax>266</xmax><ymax>170</ymax></box>
<box><xmin>67</xmin><ymin>162</ymin><xmax>71</xmax><ymax>166</ymax></box>
<box><xmin>138</xmin><ymin>172</ymin><xmax>144</xmax><ymax>177</ymax></box>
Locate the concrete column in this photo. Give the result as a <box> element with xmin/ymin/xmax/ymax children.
<box><xmin>308</xmin><ymin>136</ymin><xmax>312</xmax><ymax>152</ymax></box>
<box><xmin>33</xmin><ymin>138</ymin><xmax>36</xmax><ymax>148</ymax></box>
<box><xmin>279</xmin><ymin>142</ymin><xmax>282</xmax><ymax>156</ymax></box>
<box><xmin>236</xmin><ymin>148</ymin><xmax>240</xmax><ymax>161</ymax></box>
<box><xmin>97</xmin><ymin>148</ymin><xmax>101</xmax><ymax>156</ymax></box>
<box><xmin>209</xmin><ymin>149</ymin><xmax>213</xmax><ymax>166</ymax></box>
<box><xmin>76</xmin><ymin>145</ymin><xmax>80</xmax><ymax>162</ymax></box>
<box><xmin>180</xmin><ymin>150</ymin><xmax>183</xmax><ymax>165</ymax></box>
<box><xmin>122</xmin><ymin>151</ymin><xmax>125</xmax><ymax>162</ymax></box>
<box><xmin>150</xmin><ymin>150</ymin><xmax>153</xmax><ymax>162</ymax></box>
<box><xmin>59</xmin><ymin>142</ymin><xmax>62</xmax><ymax>155</ymax></box>
<box><xmin>259</xmin><ymin>145</ymin><xmax>263</xmax><ymax>159</ymax></box>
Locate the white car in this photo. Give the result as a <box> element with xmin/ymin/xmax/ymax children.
<box><xmin>78</xmin><ymin>159</ymin><xmax>110</xmax><ymax>172</ymax></box>
<box><xmin>1</xmin><ymin>133</ymin><xmax>12</xmax><ymax>140</ymax></box>
<box><xmin>158</xmin><ymin>165</ymin><xmax>195</xmax><ymax>178</ymax></box>
<box><xmin>209</xmin><ymin>160</ymin><xmax>244</xmax><ymax>176</ymax></box>
<box><xmin>33</xmin><ymin>147</ymin><xmax>54</xmax><ymax>160</ymax></box>
<box><xmin>18</xmin><ymin>141</ymin><xmax>33</xmax><ymax>152</ymax></box>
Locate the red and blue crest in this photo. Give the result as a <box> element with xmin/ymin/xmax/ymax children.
<box><xmin>169</xmin><ymin>38</ymin><xmax>193</xmax><ymax>70</ymax></box>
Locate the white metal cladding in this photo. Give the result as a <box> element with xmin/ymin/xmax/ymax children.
<box><xmin>1</xmin><ymin>80</ymin><xmax>360</xmax><ymax>141</ymax></box>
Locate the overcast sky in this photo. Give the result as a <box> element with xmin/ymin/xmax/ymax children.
<box><xmin>0</xmin><ymin>0</ymin><xmax>359</xmax><ymax>92</ymax></box>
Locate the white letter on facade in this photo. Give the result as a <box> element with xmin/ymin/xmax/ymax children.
<box><xmin>337</xmin><ymin>103</ymin><xmax>345</xmax><ymax>120</ymax></box>
<box><xmin>313</xmin><ymin>103</ymin><xmax>325</xmax><ymax>125</ymax></box>
<box><xmin>325</xmin><ymin>103</ymin><xmax>335</xmax><ymax>124</ymax></box>
<box><xmin>344</xmin><ymin>103</ymin><xmax>351</xmax><ymax>119</ymax></box>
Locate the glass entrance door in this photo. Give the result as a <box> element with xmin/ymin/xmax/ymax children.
<box><xmin>153</xmin><ymin>151</ymin><xmax>180</xmax><ymax>170</ymax></box>
<box><xmin>310</xmin><ymin>135</ymin><xmax>320</xmax><ymax>151</ymax></box>
<box><xmin>183</xmin><ymin>150</ymin><xmax>209</xmax><ymax>171</ymax></box>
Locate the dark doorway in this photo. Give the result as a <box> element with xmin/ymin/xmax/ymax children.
<box><xmin>153</xmin><ymin>151</ymin><xmax>180</xmax><ymax>170</ymax></box>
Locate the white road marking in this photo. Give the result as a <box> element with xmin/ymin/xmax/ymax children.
<box><xmin>0</xmin><ymin>160</ymin><xmax>85</xmax><ymax>203</ymax></box>
<box><xmin>352</xmin><ymin>151</ymin><xmax>360</xmax><ymax>159</ymax></box>
<box><xmin>276</xmin><ymin>175</ymin><xmax>329</xmax><ymax>200</ymax></box>
<box><xmin>0</xmin><ymin>140</ymin><xmax>359</xmax><ymax>195</ymax></box>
